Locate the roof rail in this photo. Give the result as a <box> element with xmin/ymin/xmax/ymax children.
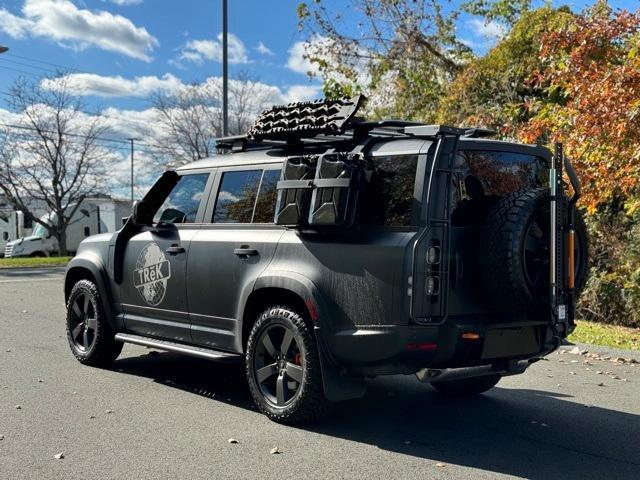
<box><xmin>462</xmin><ymin>127</ymin><xmax>498</xmax><ymax>138</ymax></box>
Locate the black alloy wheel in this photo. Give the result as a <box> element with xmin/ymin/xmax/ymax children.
<box><xmin>68</xmin><ymin>292</ymin><xmax>98</xmax><ymax>352</ymax></box>
<box><xmin>522</xmin><ymin>210</ymin><xmax>550</xmax><ymax>296</ymax></box>
<box><xmin>66</xmin><ymin>279</ymin><xmax>123</xmax><ymax>366</ymax></box>
<box><xmin>254</xmin><ymin>324</ymin><xmax>304</xmax><ymax>407</ymax></box>
<box><xmin>245</xmin><ymin>305</ymin><xmax>326</xmax><ymax>424</ymax></box>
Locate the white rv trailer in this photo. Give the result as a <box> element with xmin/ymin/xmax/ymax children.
<box><xmin>4</xmin><ymin>197</ymin><xmax>130</xmax><ymax>258</ymax></box>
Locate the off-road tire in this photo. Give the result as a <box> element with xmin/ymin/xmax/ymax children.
<box><xmin>480</xmin><ymin>189</ymin><xmax>588</xmax><ymax>313</ymax></box>
<box><xmin>245</xmin><ymin>305</ymin><xmax>326</xmax><ymax>424</ymax></box>
<box><xmin>431</xmin><ymin>374</ymin><xmax>501</xmax><ymax>396</ymax></box>
<box><xmin>66</xmin><ymin>280</ymin><xmax>123</xmax><ymax>367</ymax></box>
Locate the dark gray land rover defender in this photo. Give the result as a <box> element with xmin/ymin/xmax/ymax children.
<box><xmin>64</xmin><ymin>97</ymin><xmax>588</xmax><ymax>424</ymax></box>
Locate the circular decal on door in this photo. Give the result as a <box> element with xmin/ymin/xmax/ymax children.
<box><xmin>133</xmin><ymin>243</ymin><xmax>172</xmax><ymax>306</ymax></box>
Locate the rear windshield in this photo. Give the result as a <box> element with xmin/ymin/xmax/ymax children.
<box><xmin>455</xmin><ymin>150</ymin><xmax>547</xmax><ymax>198</ymax></box>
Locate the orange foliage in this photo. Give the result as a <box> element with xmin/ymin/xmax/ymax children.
<box><xmin>519</xmin><ymin>2</ymin><xmax>640</xmax><ymax>212</ymax></box>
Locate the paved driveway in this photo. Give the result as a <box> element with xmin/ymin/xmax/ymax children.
<box><xmin>1</xmin><ymin>269</ymin><xmax>639</xmax><ymax>479</ymax></box>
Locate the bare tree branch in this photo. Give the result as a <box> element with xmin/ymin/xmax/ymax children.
<box><xmin>0</xmin><ymin>74</ymin><xmax>111</xmax><ymax>255</ymax></box>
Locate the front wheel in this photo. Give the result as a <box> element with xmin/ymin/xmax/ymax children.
<box><xmin>245</xmin><ymin>305</ymin><xmax>326</xmax><ymax>424</ymax></box>
<box><xmin>66</xmin><ymin>280</ymin><xmax>122</xmax><ymax>367</ymax></box>
<box><xmin>431</xmin><ymin>374</ymin><xmax>501</xmax><ymax>396</ymax></box>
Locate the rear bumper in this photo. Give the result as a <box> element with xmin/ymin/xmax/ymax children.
<box><xmin>321</xmin><ymin>318</ymin><xmax>555</xmax><ymax>375</ymax></box>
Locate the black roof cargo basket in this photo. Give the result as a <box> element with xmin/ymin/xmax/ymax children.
<box><xmin>215</xmin><ymin>96</ymin><xmax>498</xmax><ymax>153</ymax></box>
<box><xmin>248</xmin><ymin>96</ymin><xmax>365</xmax><ymax>141</ymax></box>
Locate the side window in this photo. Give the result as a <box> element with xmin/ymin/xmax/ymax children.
<box><xmin>253</xmin><ymin>169</ymin><xmax>281</xmax><ymax>223</ymax></box>
<box><xmin>455</xmin><ymin>150</ymin><xmax>547</xmax><ymax>198</ymax></box>
<box><xmin>2</xmin><ymin>232</ymin><xmax>8</xmax><ymax>241</ymax></box>
<box><xmin>361</xmin><ymin>155</ymin><xmax>419</xmax><ymax>226</ymax></box>
<box><xmin>213</xmin><ymin>170</ymin><xmax>262</xmax><ymax>223</ymax></box>
<box><xmin>153</xmin><ymin>173</ymin><xmax>209</xmax><ymax>224</ymax></box>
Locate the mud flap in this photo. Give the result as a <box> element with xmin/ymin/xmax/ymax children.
<box><xmin>314</xmin><ymin>327</ymin><xmax>366</xmax><ymax>402</ymax></box>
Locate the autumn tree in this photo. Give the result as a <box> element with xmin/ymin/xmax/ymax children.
<box><xmin>519</xmin><ymin>1</ymin><xmax>640</xmax><ymax>213</ymax></box>
<box><xmin>0</xmin><ymin>76</ymin><xmax>111</xmax><ymax>256</ymax></box>
<box><xmin>436</xmin><ymin>6</ymin><xmax>573</xmax><ymax>134</ymax></box>
<box><xmin>461</xmin><ymin>0</ymin><xmax>532</xmax><ymax>26</ymax></box>
<box><xmin>297</xmin><ymin>0</ymin><xmax>472</xmax><ymax>120</ymax></box>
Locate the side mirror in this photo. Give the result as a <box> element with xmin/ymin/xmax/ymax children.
<box><xmin>131</xmin><ymin>201</ymin><xmax>154</xmax><ymax>226</ymax></box>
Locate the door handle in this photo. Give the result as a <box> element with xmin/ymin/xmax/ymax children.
<box><xmin>234</xmin><ymin>247</ymin><xmax>258</xmax><ymax>257</ymax></box>
<box><xmin>166</xmin><ymin>244</ymin><xmax>186</xmax><ymax>256</ymax></box>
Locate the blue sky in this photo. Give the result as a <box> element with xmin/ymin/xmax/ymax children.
<box><xmin>0</xmin><ymin>0</ymin><xmax>637</xmax><ymax>114</ymax></box>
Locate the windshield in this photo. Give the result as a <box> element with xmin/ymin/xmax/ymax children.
<box><xmin>32</xmin><ymin>223</ymin><xmax>48</xmax><ymax>238</ymax></box>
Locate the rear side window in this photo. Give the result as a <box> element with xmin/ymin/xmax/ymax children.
<box><xmin>253</xmin><ymin>169</ymin><xmax>280</xmax><ymax>223</ymax></box>
<box><xmin>361</xmin><ymin>154</ymin><xmax>419</xmax><ymax>226</ymax></box>
<box><xmin>213</xmin><ymin>168</ymin><xmax>282</xmax><ymax>224</ymax></box>
<box><xmin>455</xmin><ymin>150</ymin><xmax>547</xmax><ymax>198</ymax></box>
<box><xmin>154</xmin><ymin>173</ymin><xmax>209</xmax><ymax>224</ymax></box>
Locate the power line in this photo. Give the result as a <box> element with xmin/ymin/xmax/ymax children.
<box><xmin>0</xmin><ymin>57</ymin><xmax>59</xmax><ymax>76</ymax></box>
<box><xmin>0</xmin><ymin>122</ymin><xmax>154</xmax><ymax>147</ymax></box>
<box><xmin>5</xmin><ymin>52</ymin><xmax>82</xmax><ymax>73</ymax></box>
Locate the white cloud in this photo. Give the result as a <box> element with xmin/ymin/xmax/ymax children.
<box><xmin>0</xmin><ymin>0</ymin><xmax>158</xmax><ymax>61</ymax></box>
<box><xmin>286</xmin><ymin>35</ymin><xmax>370</xmax><ymax>88</ymax></box>
<box><xmin>177</xmin><ymin>33</ymin><xmax>248</xmax><ymax>65</ymax></box>
<box><xmin>38</xmin><ymin>72</ymin><xmax>313</xmax><ymax>110</ymax></box>
<box><xmin>41</xmin><ymin>73</ymin><xmax>183</xmax><ymax>98</ymax></box>
<box><xmin>283</xmin><ymin>84</ymin><xmax>322</xmax><ymax>103</ymax></box>
<box><xmin>0</xmin><ymin>8</ymin><xmax>32</xmax><ymax>38</ymax></box>
<box><xmin>102</xmin><ymin>0</ymin><xmax>143</xmax><ymax>5</ymax></box>
<box><xmin>255</xmin><ymin>41</ymin><xmax>274</xmax><ymax>56</ymax></box>
<box><xmin>287</xmin><ymin>39</ymin><xmax>321</xmax><ymax>76</ymax></box>
<box><xmin>467</xmin><ymin>18</ymin><xmax>506</xmax><ymax>41</ymax></box>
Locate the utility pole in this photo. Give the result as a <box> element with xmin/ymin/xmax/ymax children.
<box><xmin>127</xmin><ymin>138</ymin><xmax>137</xmax><ymax>207</ymax></box>
<box><xmin>222</xmin><ymin>0</ymin><xmax>229</xmax><ymax>136</ymax></box>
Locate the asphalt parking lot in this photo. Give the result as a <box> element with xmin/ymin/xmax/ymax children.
<box><xmin>0</xmin><ymin>268</ymin><xmax>639</xmax><ymax>480</ymax></box>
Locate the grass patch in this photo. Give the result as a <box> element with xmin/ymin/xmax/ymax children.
<box><xmin>0</xmin><ymin>256</ymin><xmax>71</xmax><ymax>269</ymax></box>
<box><xmin>569</xmin><ymin>320</ymin><xmax>640</xmax><ymax>351</ymax></box>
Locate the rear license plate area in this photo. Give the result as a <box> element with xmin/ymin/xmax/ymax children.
<box><xmin>481</xmin><ymin>327</ymin><xmax>539</xmax><ymax>360</ymax></box>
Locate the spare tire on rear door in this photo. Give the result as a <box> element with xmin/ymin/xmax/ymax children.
<box><xmin>479</xmin><ymin>189</ymin><xmax>588</xmax><ymax>314</ymax></box>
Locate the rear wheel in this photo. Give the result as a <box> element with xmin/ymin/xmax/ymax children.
<box><xmin>245</xmin><ymin>305</ymin><xmax>326</xmax><ymax>424</ymax></box>
<box><xmin>66</xmin><ymin>280</ymin><xmax>122</xmax><ymax>367</ymax></box>
<box><xmin>431</xmin><ymin>374</ymin><xmax>501</xmax><ymax>396</ymax></box>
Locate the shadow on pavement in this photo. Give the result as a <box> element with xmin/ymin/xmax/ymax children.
<box><xmin>114</xmin><ymin>351</ymin><xmax>640</xmax><ymax>480</ymax></box>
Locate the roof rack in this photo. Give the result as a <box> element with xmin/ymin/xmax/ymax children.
<box><xmin>215</xmin><ymin>96</ymin><xmax>497</xmax><ymax>153</ymax></box>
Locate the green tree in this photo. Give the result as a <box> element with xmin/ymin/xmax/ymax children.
<box><xmin>297</xmin><ymin>0</ymin><xmax>472</xmax><ymax>120</ymax></box>
<box><xmin>462</xmin><ymin>0</ymin><xmax>532</xmax><ymax>26</ymax></box>
<box><xmin>436</xmin><ymin>6</ymin><xmax>573</xmax><ymax>133</ymax></box>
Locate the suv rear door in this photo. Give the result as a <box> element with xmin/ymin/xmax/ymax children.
<box><xmin>187</xmin><ymin>163</ymin><xmax>284</xmax><ymax>352</ymax></box>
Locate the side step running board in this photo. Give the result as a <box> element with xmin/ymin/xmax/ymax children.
<box><xmin>114</xmin><ymin>333</ymin><xmax>242</xmax><ymax>363</ymax></box>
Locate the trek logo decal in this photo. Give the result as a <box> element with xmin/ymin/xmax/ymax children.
<box><xmin>133</xmin><ymin>243</ymin><xmax>171</xmax><ymax>306</ymax></box>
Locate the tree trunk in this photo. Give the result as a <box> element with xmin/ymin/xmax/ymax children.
<box><xmin>57</xmin><ymin>229</ymin><xmax>68</xmax><ymax>257</ymax></box>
